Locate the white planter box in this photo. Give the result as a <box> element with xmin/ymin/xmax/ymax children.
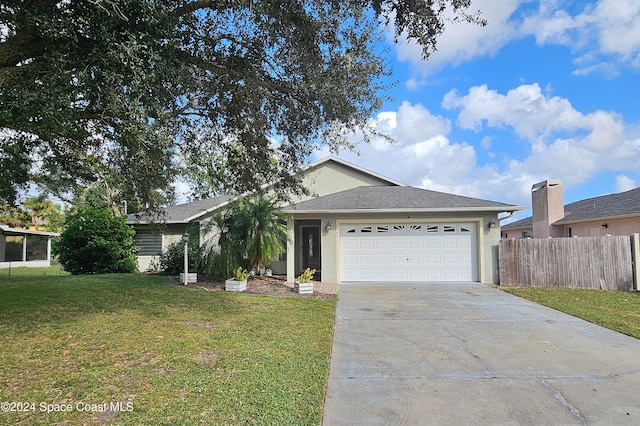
<box><xmin>294</xmin><ymin>282</ymin><xmax>313</xmax><ymax>294</ymax></box>
<box><xmin>179</xmin><ymin>273</ymin><xmax>198</xmax><ymax>284</ymax></box>
<box><xmin>225</xmin><ymin>278</ymin><xmax>247</xmax><ymax>292</ymax></box>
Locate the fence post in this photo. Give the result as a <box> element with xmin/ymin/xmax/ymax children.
<box><xmin>631</xmin><ymin>234</ymin><xmax>640</xmax><ymax>291</ymax></box>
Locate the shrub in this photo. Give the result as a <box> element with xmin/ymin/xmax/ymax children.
<box><xmin>158</xmin><ymin>241</ymin><xmax>199</xmax><ymax>275</ymax></box>
<box><xmin>55</xmin><ymin>207</ymin><xmax>138</xmax><ymax>274</ymax></box>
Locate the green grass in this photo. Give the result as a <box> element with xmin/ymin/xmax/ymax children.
<box><xmin>502</xmin><ymin>287</ymin><xmax>640</xmax><ymax>339</ymax></box>
<box><xmin>0</xmin><ymin>268</ymin><xmax>337</xmax><ymax>425</ymax></box>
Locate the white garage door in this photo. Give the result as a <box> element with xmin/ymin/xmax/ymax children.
<box><xmin>340</xmin><ymin>223</ymin><xmax>478</xmax><ymax>282</ymax></box>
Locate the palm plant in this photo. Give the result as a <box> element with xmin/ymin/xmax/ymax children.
<box><xmin>233</xmin><ymin>195</ymin><xmax>289</xmax><ymax>272</ymax></box>
<box><xmin>212</xmin><ymin>195</ymin><xmax>288</xmax><ymax>277</ymax></box>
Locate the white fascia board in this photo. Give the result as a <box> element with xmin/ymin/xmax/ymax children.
<box><xmin>1</xmin><ymin>227</ymin><xmax>59</xmax><ymax>237</ymax></box>
<box><xmin>283</xmin><ymin>206</ymin><xmax>524</xmax><ymax>214</ymax></box>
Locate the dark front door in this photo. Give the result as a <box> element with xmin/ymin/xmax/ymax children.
<box><xmin>302</xmin><ymin>226</ymin><xmax>321</xmax><ymax>271</ymax></box>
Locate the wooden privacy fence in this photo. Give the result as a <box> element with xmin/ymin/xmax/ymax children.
<box><xmin>499</xmin><ymin>235</ymin><xmax>639</xmax><ymax>290</ymax></box>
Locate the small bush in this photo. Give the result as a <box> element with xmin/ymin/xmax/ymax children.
<box><xmin>55</xmin><ymin>207</ymin><xmax>138</xmax><ymax>274</ymax></box>
<box><xmin>158</xmin><ymin>241</ymin><xmax>199</xmax><ymax>275</ymax></box>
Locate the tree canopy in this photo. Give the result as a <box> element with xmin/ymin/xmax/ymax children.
<box><xmin>0</xmin><ymin>0</ymin><xmax>484</xmax><ymax>206</ymax></box>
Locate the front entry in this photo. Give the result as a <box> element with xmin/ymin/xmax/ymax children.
<box><xmin>301</xmin><ymin>225</ymin><xmax>321</xmax><ymax>272</ymax></box>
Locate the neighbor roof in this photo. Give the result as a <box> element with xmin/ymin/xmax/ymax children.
<box><xmin>556</xmin><ymin>186</ymin><xmax>640</xmax><ymax>224</ymax></box>
<box><xmin>126</xmin><ymin>195</ymin><xmax>232</xmax><ymax>225</ymax></box>
<box><xmin>501</xmin><ymin>216</ymin><xmax>533</xmax><ymax>230</ymax></box>
<box><xmin>503</xmin><ymin>186</ymin><xmax>640</xmax><ymax>230</ymax></box>
<box><xmin>284</xmin><ymin>186</ymin><xmax>522</xmax><ymax>213</ymax></box>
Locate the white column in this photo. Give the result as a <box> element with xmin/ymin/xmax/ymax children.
<box><xmin>286</xmin><ymin>218</ymin><xmax>295</xmax><ymax>283</ymax></box>
<box><xmin>47</xmin><ymin>237</ymin><xmax>52</xmax><ymax>262</ymax></box>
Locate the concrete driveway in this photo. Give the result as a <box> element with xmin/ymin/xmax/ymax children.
<box><xmin>322</xmin><ymin>282</ymin><xmax>640</xmax><ymax>425</ymax></box>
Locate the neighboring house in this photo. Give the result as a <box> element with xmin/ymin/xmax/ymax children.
<box><xmin>0</xmin><ymin>225</ymin><xmax>58</xmax><ymax>268</ymax></box>
<box><xmin>502</xmin><ymin>179</ymin><xmax>640</xmax><ymax>239</ymax></box>
<box><xmin>128</xmin><ymin>156</ymin><xmax>522</xmax><ymax>284</ymax></box>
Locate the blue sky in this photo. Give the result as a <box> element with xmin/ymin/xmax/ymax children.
<box><xmin>312</xmin><ymin>0</ymin><xmax>640</xmax><ymax>222</ymax></box>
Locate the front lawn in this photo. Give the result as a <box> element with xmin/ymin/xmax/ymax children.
<box><xmin>0</xmin><ymin>268</ymin><xmax>337</xmax><ymax>425</ymax></box>
<box><xmin>502</xmin><ymin>287</ymin><xmax>640</xmax><ymax>339</ymax></box>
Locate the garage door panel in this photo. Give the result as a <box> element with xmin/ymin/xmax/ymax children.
<box><xmin>343</xmin><ymin>239</ymin><xmax>359</xmax><ymax>250</ymax></box>
<box><xmin>359</xmin><ymin>254</ymin><xmax>374</xmax><ymax>265</ymax></box>
<box><xmin>359</xmin><ymin>240</ymin><xmax>375</xmax><ymax>249</ymax></box>
<box><xmin>426</xmin><ymin>239</ymin><xmax>441</xmax><ymax>249</ymax></box>
<box><xmin>408</xmin><ymin>239</ymin><xmax>424</xmax><ymax>249</ymax></box>
<box><xmin>392</xmin><ymin>269</ymin><xmax>408</xmax><ymax>280</ymax></box>
<box><xmin>392</xmin><ymin>239</ymin><xmax>407</xmax><ymax>249</ymax></box>
<box><xmin>442</xmin><ymin>239</ymin><xmax>459</xmax><ymax>249</ymax></box>
<box><xmin>340</xmin><ymin>222</ymin><xmax>477</xmax><ymax>282</ymax></box>
<box><xmin>375</xmin><ymin>239</ymin><xmax>391</xmax><ymax>249</ymax></box>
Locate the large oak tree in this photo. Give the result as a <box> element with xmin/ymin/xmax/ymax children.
<box><xmin>0</xmin><ymin>0</ymin><xmax>484</xmax><ymax>207</ymax></box>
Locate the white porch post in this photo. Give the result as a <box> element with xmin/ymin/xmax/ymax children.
<box><xmin>22</xmin><ymin>235</ymin><xmax>27</xmax><ymax>262</ymax></box>
<box><xmin>286</xmin><ymin>217</ymin><xmax>295</xmax><ymax>283</ymax></box>
<box><xmin>47</xmin><ymin>237</ymin><xmax>52</xmax><ymax>262</ymax></box>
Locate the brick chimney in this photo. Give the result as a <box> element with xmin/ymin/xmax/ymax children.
<box><xmin>532</xmin><ymin>179</ymin><xmax>565</xmax><ymax>238</ymax></box>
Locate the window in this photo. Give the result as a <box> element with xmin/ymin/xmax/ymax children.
<box><xmin>346</xmin><ymin>228</ymin><xmax>356</xmax><ymax>234</ymax></box>
<box><xmin>409</xmin><ymin>225</ymin><xmax>422</xmax><ymax>233</ymax></box>
<box><xmin>460</xmin><ymin>227</ymin><xmax>471</xmax><ymax>233</ymax></box>
<box><xmin>522</xmin><ymin>231</ymin><xmax>532</xmax><ymax>238</ymax></box>
<box><xmin>443</xmin><ymin>226</ymin><xmax>455</xmax><ymax>233</ymax></box>
<box><xmin>426</xmin><ymin>225</ymin><xmax>439</xmax><ymax>233</ymax></box>
<box><xmin>4</xmin><ymin>236</ymin><xmax>24</xmax><ymax>262</ymax></box>
<box><xmin>134</xmin><ymin>231</ymin><xmax>162</xmax><ymax>256</ymax></box>
<box><xmin>360</xmin><ymin>226</ymin><xmax>372</xmax><ymax>233</ymax></box>
<box><xmin>26</xmin><ymin>236</ymin><xmax>48</xmax><ymax>261</ymax></box>
<box><xmin>376</xmin><ymin>225</ymin><xmax>389</xmax><ymax>233</ymax></box>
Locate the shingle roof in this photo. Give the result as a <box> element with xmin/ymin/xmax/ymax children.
<box><xmin>501</xmin><ymin>216</ymin><xmax>533</xmax><ymax>229</ymax></box>
<box><xmin>556</xmin><ymin>187</ymin><xmax>640</xmax><ymax>223</ymax></box>
<box><xmin>284</xmin><ymin>186</ymin><xmax>521</xmax><ymax>213</ymax></box>
<box><xmin>126</xmin><ymin>195</ymin><xmax>232</xmax><ymax>224</ymax></box>
<box><xmin>502</xmin><ymin>186</ymin><xmax>640</xmax><ymax>229</ymax></box>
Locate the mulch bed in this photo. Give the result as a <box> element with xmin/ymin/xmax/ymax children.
<box><xmin>166</xmin><ymin>274</ymin><xmax>333</xmax><ymax>299</ymax></box>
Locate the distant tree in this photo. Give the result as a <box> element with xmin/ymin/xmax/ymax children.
<box><xmin>0</xmin><ymin>0</ymin><xmax>485</xmax><ymax>206</ymax></box>
<box><xmin>23</xmin><ymin>194</ymin><xmax>56</xmax><ymax>230</ymax></box>
<box><xmin>55</xmin><ymin>206</ymin><xmax>137</xmax><ymax>274</ymax></box>
<box><xmin>0</xmin><ymin>202</ymin><xmax>30</xmax><ymax>228</ymax></box>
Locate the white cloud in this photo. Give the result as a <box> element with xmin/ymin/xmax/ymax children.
<box><xmin>314</xmin><ymin>100</ymin><xmax>536</xmax><ymax>206</ymax></box>
<box><xmin>320</xmin><ymin>83</ymin><xmax>640</xmax><ymax>211</ymax></box>
<box><xmin>443</xmin><ymin>82</ymin><xmax>640</xmax><ymax>196</ymax></box>
<box><xmin>616</xmin><ymin>175</ymin><xmax>637</xmax><ymax>192</ymax></box>
<box><xmin>392</xmin><ymin>0</ymin><xmax>640</xmax><ymax>77</ymax></box>
<box><xmin>522</xmin><ymin>0</ymin><xmax>640</xmax><ymax>74</ymax></box>
<box><xmin>443</xmin><ymin>83</ymin><xmax>624</xmax><ymax>151</ymax></box>
<box><xmin>393</xmin><ymin>0</ymin><xmax>525</xmax><ymax>75</ymax></box>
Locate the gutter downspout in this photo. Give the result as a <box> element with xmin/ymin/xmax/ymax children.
<box><xmin>498</xmin><ymin>211</ymin><xmax>515</xmax><ymax>223</ymax></box>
